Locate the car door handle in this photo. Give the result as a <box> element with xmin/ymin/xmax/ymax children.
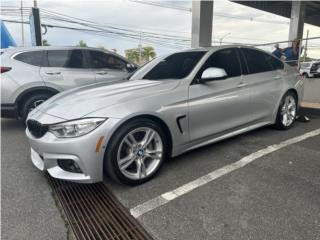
<box><xmin>45</xmin><ymin>72</ymin><xmax>61</xmax><ymax>75</ymax></box>
<box><xmin>237</xmin><ymin>82</ymin><xmax>247</xmax><ymax>88</ymax></box>
<box><xmin>96</xmin><ymin>71</ymin><xmax>108</xmax><ymax>75</ymax></box>
<box><xmin>273</xmin><ymin>76</ymin><xmax>281</xmax><ymax>80</ymax></box>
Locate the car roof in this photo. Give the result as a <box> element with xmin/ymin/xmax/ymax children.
<box><xmin>2</xmin><ymin>46</ymin><xmax>116</xmax><ymax>54</ymax></box>
<box><xmin>2</xmin><ymin>46</ymin><xmax>136</xmax><ymax>63</ymax></box>
<box><xmin>178</xmin><ymin>44</ymin><xmax>262</xmax><ymax>53</ymax></box>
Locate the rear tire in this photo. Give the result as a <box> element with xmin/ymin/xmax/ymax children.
<box><xmin>104</xmin><ymin>118</ymin><xmax>168</xmax><ymax>185</ymax></box>
<box><xmin>275</xmin><ymin>92</ymin><xmax>297</xmax><ymax>130</ymax></box>
<box><xmin>20</xmin><ymin>93</ymin><xmax>53</xmax><ymax>121</ymax></box>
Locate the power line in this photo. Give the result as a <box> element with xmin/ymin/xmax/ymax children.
<box><xmin>2</xmin><ymin>19</ymin><xmax>188</xmax><ymax>49</ymax></box>
<box><xmin>1</xmin><ymin>8</ymin><xmax>262</xmax><ymax>45</ymax></box>
<box><xmin>1</xmin><ymin>6</ymin><xmax>279</xmax><ymax>45</ymax></box>
<box><xmin>2</xmin><ymin>7</ymin><xmax>191</xmax><ymax>44</ymax></box>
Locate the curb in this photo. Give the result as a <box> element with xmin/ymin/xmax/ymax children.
<box><xmin>299</xmin><ymin>107</ymin><xmax>320</xmax><ymax>116</ymax></box>
<box><xmin>299</xmin><ymin>102</ymin><xmax>320</xmax><ymax>116</ymax></box>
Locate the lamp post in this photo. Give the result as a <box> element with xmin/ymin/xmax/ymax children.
<box><xmin>219</xmin><ymin>32</ymin><xmax>231</xmax><ymax>45</ymax></box>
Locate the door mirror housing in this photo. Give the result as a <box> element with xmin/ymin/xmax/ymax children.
<box><xmin>200</xmin><ymin>67</ymin><xmax>228</xmax><ymax>83</ymax></box>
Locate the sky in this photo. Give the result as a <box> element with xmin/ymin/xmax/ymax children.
<box><xmin>2</xmin><ymin>0</ymin><xmax>320</xmax><ymax>58</ymax></box>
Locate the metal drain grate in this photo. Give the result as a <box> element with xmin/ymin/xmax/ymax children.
<box><xmin>47</xmin><ymin>176</ymin><xmax>153</xmax><ymax>240</ymax></box>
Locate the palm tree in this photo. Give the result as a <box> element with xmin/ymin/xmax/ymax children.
<box><xmin>126</xmin><ymin>50</ymin><xmax>140</xmax><ymax>64</ymax></box>
<box><xmin>142</xmin><ymin>46</ymin><xmax>156</xmax><ymax>61</ymax></box>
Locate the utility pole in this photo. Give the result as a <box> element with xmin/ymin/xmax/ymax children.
<box><xmin>139</xmin><ymin>31</ymin><xmax>142</xmax><ymax>64</ymax></box>
<box><xmin>30</xmin><ymin>0</ymin><xmax>42</xmax><ymax>46</ymax></box>
<box><xmin>20</xmin><ymin>0</ymin><xmax>25</xmax><ymax>46</ymax></box>
<box><xmin>303</xmin><ymin>29</ymin><xmax>309</xmax><ymax>62</ymax></box>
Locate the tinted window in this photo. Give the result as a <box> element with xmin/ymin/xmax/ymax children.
<box><xmin>300</xmin><ymin>63</ymin><xmax>310</xmax><ymax>68</ymax></box>
<box><xmin>198</xmin><ymin>48</ymin><xmax>241</xmax><ymax>78</ymax></box>
<box><xmin>311</xmin><ymin>63</ymin><xmax>320</xmax><ymax>71</ymax></box>
<box><xmin>243</xmin><ymin>48</ymin><xmax>273</xmax><ymax>74</ymax></box>
<box><xmin>264</xmin><ymin>53</ymin><xmax>284</xmax><ymax>70</ymax></box>
<box><xmin>14</xmin><ymin>51</ymin><xmax>43</xmax><ymax>66</ymax></box>
<box><xmin>238</xmin><ymin>49</ymin><xmax>249</xmax><ymax>75</ymax></box>
<box><xmin>89</xmin><ymin>51</ymin><xmax>126</xmax><ymax>70</ymax></box>
<box><xmin>143</xmin><ymin>51</ymin><xmax>206</xmax><ymax>80</ymax></box>
<box><xmin>68</xmin><ymin>50</ymin><xmax>85</xmax><ymax>68</ymax></box>
<box><xmin>47</xmin><ymin>50</ymin><xmax>69</xmax><ymax>67</ymax></box>
<box><xmin>46</xmin><ymin>50</ymin><xmax>85</xmax><ymax>68</ymax></box>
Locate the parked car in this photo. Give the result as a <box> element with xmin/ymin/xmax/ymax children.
<box><xmin>1</xmin><ymin>46</ymin><xmax>137</xmax><ymax>120</ymax></box>
<box><xmin>26</xmin><ymin>46</ymin><xmax>303</xmax><ymax>185</ymax></box>
<box><xmin>299</xmin><ymin>61</ymin><xmax>320</xmax><ymax>78</ymax></box>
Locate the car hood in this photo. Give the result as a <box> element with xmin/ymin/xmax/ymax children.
<box><xmin>35</xmin><ymin>80</ymin><xmax>180</xmax><ymax>120</ymax></box>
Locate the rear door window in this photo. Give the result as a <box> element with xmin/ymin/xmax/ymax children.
<box><xmin>46</xmin><ymin>50</ymin><xmax>86</xmax><ymax>68</ymax></box>
<box><xmin>88</xmin><ymin>50</ymin><xmax>126</xmax><ymax>70</ymax></box>
<box><xmin>242</xmin><ymin>48</ymin><xmax>273</xmax><ymax>74</ymax></box>
<box><xmin>47</xmin><ymin>50</ymin><xmax>69</xmax><ymax>67</ymax></box>
<box><xmin>14</xmin><ymin>51</ymin><xmax>44</xmax><ymax>66</ymax></box>
<box><xmin>264</xmin><ymin>53</ymin><xmax>284</xmax><ymax>70</ymax></box>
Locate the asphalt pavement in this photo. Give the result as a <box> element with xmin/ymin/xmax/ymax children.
<box><xmin>1</xmin><ymin>115</ymin><xmax>320</xmax><ymax>240</ymax></box>
<box><xmin>1</xmin><ymin>119</ymin><xmax>68</xmax><ymax>240</ymax></box>
<box><xmin>106</xmin><ymin>116</ymin><xmax>320</xmax><ymax>240</ymax></box>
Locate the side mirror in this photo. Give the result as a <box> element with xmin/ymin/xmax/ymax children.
<box><xmin>200</xmin><ymin>67</ymin><xmax>228</xmax><ymax>83</ymax></box>
<box><xmin>126</xmin><ymin>63</ymin><xmax>138</xmax><ymax>73</ymax></box>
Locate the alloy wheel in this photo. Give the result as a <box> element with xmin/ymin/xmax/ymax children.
<box><xmin>280</xmin><ymin>95</ymin><xmax>296</xmax><ymax>127</ymax></box>
<box><xmin>29</xmin><ymin>99</ymin><xmax>45</xmax><ymax>113</ymax></box>
<box><xmin>117</xmin><ymin>127</ymin><xmax>163</xmax><ymax>180</ymax></box>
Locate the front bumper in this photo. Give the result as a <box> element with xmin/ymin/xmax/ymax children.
<box><xmin>26</xmin><ymin>117</ymin><xmax>122</xmax><ymax>183</ymax></box>
<box><xmin>310</xmin><ymin>72</ymin><xmax>320</xmax><ymax>77</ymax></box>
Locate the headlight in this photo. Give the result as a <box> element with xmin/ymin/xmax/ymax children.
<box><xmin>49</xmin><ymin>118</ymin><xmax>106</xmax><ymax>138</ymax></box>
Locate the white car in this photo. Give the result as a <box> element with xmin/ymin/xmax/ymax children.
<box><xmin>1</xmin><ymin>46</ymin><xmax>137</xmax><ymax>120</ymax></box>
<box><xmin>299</xmin><ymin>61</ymin><xmax>320</xmax><ymax>78</ymax></box>
<box><xmin>26</xmin><ymin>46</ymin><xmax>303</xmax><ymax>185</ymax></box>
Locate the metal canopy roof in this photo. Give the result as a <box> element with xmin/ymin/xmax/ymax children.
<box><xmin>234</xmin><ymin>1</ymin><xmax>320</xmax><ymax>27</ymax></box>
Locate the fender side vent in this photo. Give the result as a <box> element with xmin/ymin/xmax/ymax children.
<box><xmin>176</xmin><ymin>115</ymin><xmax>186</xmax><ymax>134</ymax></box>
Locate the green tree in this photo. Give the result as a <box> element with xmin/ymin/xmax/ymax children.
<box><xmin>126</xmin><ymin>49</ymin><xmax>140</xmax><ymax>63</ymax></box>
<box><xmin>77</xmin><ymin>40</ymin><xmax>88</xmax><ymax>47</ymax></box>
<box><xmin>42</xmin><ymin>39</ymin><xmax>50</xmax><ymax>46</ymax></box>
<box><xmin>142</xmin><ymin>46</ymin><xmax>156</xmax><ymax>61</ymax></box>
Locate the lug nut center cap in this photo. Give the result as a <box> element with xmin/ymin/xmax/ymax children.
<box><xmin>137</xmin><ymin>149</ymin><xmax>144</xmax><ymax>156</ymax></box>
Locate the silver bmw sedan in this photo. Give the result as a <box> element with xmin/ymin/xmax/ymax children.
<box><xmin>26</xmin><ymin>46</ymin><xmax>304</xmax><ymax>185</ymax></box>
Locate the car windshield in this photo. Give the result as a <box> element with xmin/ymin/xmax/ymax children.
<box><xmin>130</xmin><ymin>51</ymin><xmax>206</xmax><ymax>80</ymax></box>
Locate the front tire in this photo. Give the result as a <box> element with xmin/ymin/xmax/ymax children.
<box><xmin>104</xmin><ymin>118</ymin><xmax>168</xmax><ymax>185</ymax></box>
<box><xmin>275</xmin><ymin>92</ymin><xmax>297</xmax><ymax>130</ymax></box>
<box><xmin>20</xmin><ymin>93</ymin><xmax>53</xmax><ymax>121</ymax></box>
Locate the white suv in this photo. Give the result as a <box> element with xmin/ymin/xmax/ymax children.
<box><xmin>299</xmin><ymin>61</ymin><xmax>320</xmax><ymax>78</ymax></box>
<box><xmin>1</xmin><ymin>46</ymin><xmax>137</xmax><ymax>120</ymax></box>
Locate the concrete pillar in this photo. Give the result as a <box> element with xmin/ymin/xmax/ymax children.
<box><xmin>191</xmin><ymin>0</ymin><xmax>213</xmax><ymax>48</ymax></box>
<box><xmin>288</xmin><ymin>1</ymin><xmax>306</xmax><ymax>43</ymax></box>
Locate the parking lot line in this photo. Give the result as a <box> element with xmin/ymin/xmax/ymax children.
<box><xmin>130</xmin><ymin>128</ymin><xmax>320</xmax><ymax>218</ymax></box>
